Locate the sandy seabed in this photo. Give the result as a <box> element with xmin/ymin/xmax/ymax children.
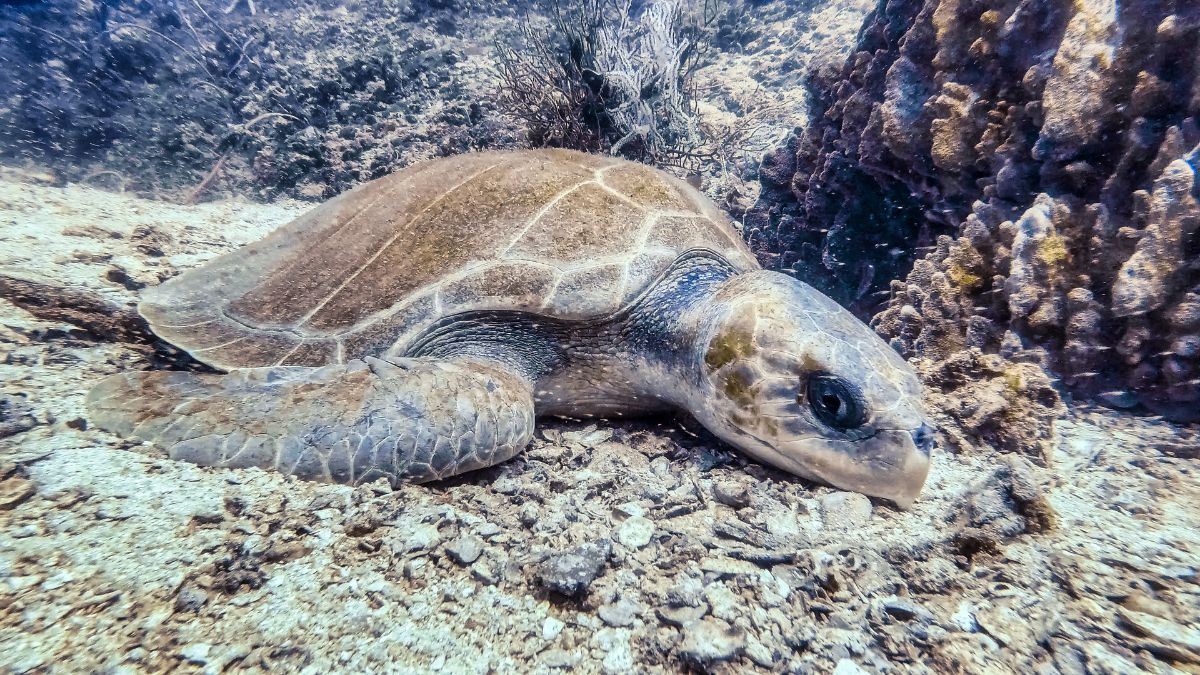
<box><xmin>1</xmin><ymin>175</ymin><xmax>1198</xmax><ymax>674</ymax></box>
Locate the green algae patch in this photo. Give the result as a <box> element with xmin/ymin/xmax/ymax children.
<box><xmin>705</xmin><ymin>326</ymin><xmax>755</xmax><ymax>371</ymax></box>
<box><xmin>948</xmin><ymin>262</ymin><xmax>983</xmax><ymax>291</ymax></box>
<box><xmin>721</xmin><ymin>370</ymin><xmax>756</xmax><ymax>407</ymax></box>
<box><xmin>1037</xmin><ymin>234</ymin><xmax>1070</xmax><ymax>268</ymax></box>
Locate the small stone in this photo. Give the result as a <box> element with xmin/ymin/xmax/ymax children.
<box><xmin>492</xmin><ymin>477</ymin><xmax>520</xmax><ymax>495</ymax></box>
<box><xmin>174</xmin><ymin>585</ymin><xmax>209</xmax><ymax>613</ymax></box>
<box><xmin>951</xmin><ymin>601</ymin><xmax>979</xmax><ymax>632</ymax></box>
<box><xmin>745</xmin><ymin>639</ymin><xmax>776</xmax><ymax>668</ymax></box>
<box><xmin>712</xmin><ymin>479</ymin><xmax>751</xmax><ymax>508</ymax></box>
<box><xmin>470</xmin><ymin>561</ymin><xmax>499</xmax><ymax>585</ymax></box>
<box><xmin>612</xmin><ymin>501</ymin><xmax>645</xmax><ymax>519</ymax></box>
<box><xmin>598</xmin><ymin>597</ymin><xmax>641</xmax><ymax>627</ymax></box>
<box><xmin>601</xmin><ymin>640</ymin><xmax>634</xmax><ymax>673</ymax></box>
<box><xmin>446</xmin><ymin>534</ymin><xmax>484</xmax><ymax>565</ymax></box>
<box><xmin>519</xmin><ymin>502</ymin><xmax>540</xmax><ymax>527</ymax></box>
<box><xmin>1118</xmin><ymin>606</ymin><xmax>1200</xmax><ymax>663</ymax></box>
<box><xmin>616</xmin><ymin>516</ymin><xmax>654</xmax><ymax>549</ymax></box>
<box><xmin>475</xmin><ymin>521</ymin><xmax>502</xmax><ymax>538</ymax></box>
<box><xmin>665</xmin><ymin>577</ymin><xmax>705</xmax><ymax>607</ymax></box>
<box><xmin>404</xmin><ymin>557</ymin><xmax>428</xmax><ymax>579</ymax></box>
<box><xmin>40</xmin><ymin>571</ymin><xmax>72</xmax><ymax>591</ymax></box>
<box><xmin>179</xmin><ymin>643</ymin><xmax>212</xmax><ymax>665</ymax></box>
<box><xmin>704</xmin><ymin>583</ymin><xmax>740</xmax><ymax>620</ymax></box>
<box><xmin>0</xmin><ymin>478</ymin><xmax>35</xmax><ymax>510</ymax></box>
<box><xmin>832</xmin><ymin>659</ymin><xmax>871</xmax><ymax>675</ymax></box>
<box><xmin>657</xmin><ymin>603</ymin><xmax>708</xmax><ymax>627</ymax></box>
<box><xmin>542</xmin><ymin>616</ymin><xmax>565</xmax><ymax>641</ymax></box>
<box><xmin>879</xmin><ymin>596</ymin><xmax>935</xmax><ymax>623</ymax></box>
<box><xmin>540</xmin><ymin>649</ymin><xmax>578</xmax><ymax>668</ymax></box>
<box><xmin>537</xmin><ymin>539</ymin><xmax>612</xmax><ymax>596</ymax></box>
<box><xmin>699</xmin><ymin>557</ymin><xmax>759</xmax><ymax>576</ymax></box>
<box><xmin>187</xmin><ymin>496</ymin><xmax>226</xmax><ymax>524</ymax></box>
<box><xmin>95</xmin><ymin>502</ymin><xmax>135</xmax><ymax>521</ymax></box>
<box><xmin>404</xmin><ymin>524</ymin><xmax>441</xmax><ymax>552</ymax></box>
<box><xmin>820</xmin><ymin>491</ymin><xmax>873</xmax><ymax>530</ymax></box>
<box><xmin>563</xmin><ymin>426</ymin><xmax>612</xmax><ymax>447</ymax></box>
<box><xmin>678</xmin><ymin>618</ymin><xmax>745</xmax><ymax>666</ymax></box>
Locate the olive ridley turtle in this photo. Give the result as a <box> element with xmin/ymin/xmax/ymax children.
<box><xmin>87</xmin><ymin>149</ymin><xmax>935</xmax><ymax>504</ymax></box>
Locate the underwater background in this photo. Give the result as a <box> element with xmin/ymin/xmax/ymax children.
<box><xmin>0</xmin><ymin>0</ymin><xmax>1198</xmax><ymax>672</ymax></box>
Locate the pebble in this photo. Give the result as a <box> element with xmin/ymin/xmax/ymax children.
<box><xmin>179</xmin><ymin>643</ymin><xmax>212</xmax><ymax>665</ymax></box>
<box><xmin>492</xmin><ymin>477</ymin><xmax>519</xmax><ymax>495</ymax></box>
<box><xmin>94</xmin><ymin>503</ymin><xmax>135</xmax><ymax>521</ymax></box>
<box><xmin>666</xmin><ymin>577</ymin><xmax>705</xmax><ymax>607</ymax></box>
<box><xmin>188</xmin><ymin>498</ymin><xmax>226</xmax><ymax>524</ymax></box>
<box><xmin>601</xmin><ymin>642</ymin><xmax>633</xmax><ymax>673</ymax></box>
<box><xmin>537</xmin><ymin>539</ymin><xmax>612</xmax><ymax>596</ymax></box>
<box><xmin>475</xmin><ymin>521</ymin><xmax>502</xmax><ymax>538</ymax></box>
<box><xmin>174</xmin><ymin>585</ymin><xmax>209</xmax><ymax>613</ymax></box>
<box><xmin>598</xmin><ymin>597</ymin><xmax>641</xmax><ymax>627</ymax></box>
<box><xmin>446</xmin><ymin>534</ymin><xmax>484</xmax><ymax>565</ymax></box>
<box><xmin>656</xmin><ymin>603</ymin><xmax>708</xmax><ymax>626</ymax></box>
<box><xmin>951</xmin><ymin>601</ymin><xmax>980</xmax><ymax>632</ymax></box>
<box><xmin>832</xmin><ymin>659</ymin><xmax>871</xmax><ymax>675</ymax></box>
<box><xmin>40</xmin><ymin>571</ymin><xmax>72</xmax><ymax>591</ymax></box>
<box><xmin>745</xmin><ymin>639</ymin><xmax>776</xmax><ymax>668</ymax></box>
<box><xmin>612</xmin><ymin>501</ymin><xmax>645</xmax><ymax>519</ymax></box>
<box><xmin>0</xmin><ymin>477</ymin><xmax>35</xmax><ymax>510</ymax></box>
<box><xmin>542</xmin><ymin>617</ymin><xmax>565</xmax><ymax>641</ymax></box>
<box><xmin>563</xmin><ymin>426</ymin><xmax>612</xmax><ymax>447</ymax></box>
<box><xmin>712</xmin><ymin>479</ymin><xmax>751</xmax><ymax>508</ymax></box>
<box><xmin>879</xmin><ymin>596</ymin><xmax>935</xmax><ymax>623</ymax></box>
<box><xmin>404</xmin><ymin>524</ymin><xmax>441</xmax><ymax>552</ymax></box>
<box><xmin>819</xmin><ymin>491</ymin><xmax>873</xmax><ymax>530</ymax></box>
<box><xmin>1117</xmin><ymin>607</ymin><xmax>1200</xmax><ymax>663</ymax></box>
<box><xmin>470</xmin><ymin>561</ymin><xmax>499</xmax><ymax>585</ymax></box>
<box><xmin>678</xmin><ymin>618</ymin><xmax>745</xmax><ymax>666</ymax></box>
<box><xmin>704</xmin><ymin>583</ymin><xmax>740</xmax><ymax>620</ymax></box>
<box><xmin>540</xmin><ymin>649</ymin><xmax>578</xmax><ymax>668</ymax></box>
<box><xmin>699</xmin><ymin>557</ymin><xmax>759</xmax><ymax>576</ymax></box>
<box><xmin>616</xmin><ymin>516</ymin><xmax>654</xmax><ymax>549</ymax></box>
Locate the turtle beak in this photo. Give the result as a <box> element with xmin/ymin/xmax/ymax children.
<box><xmin>770</xmin><ymin>423</ymin><xmax>934</xmax><ymax>508</ymax></box>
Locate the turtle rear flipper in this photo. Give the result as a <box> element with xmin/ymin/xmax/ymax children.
<box><xmin>85</xmin><ymin>357</ymin><xmax>535</xmax><ymax>485</ymax></box>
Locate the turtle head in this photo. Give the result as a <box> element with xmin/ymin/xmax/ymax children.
<box><xmin>689</xmin><ymin>270</ymin><xmax>933</xmax><ymax>507</ymax></box>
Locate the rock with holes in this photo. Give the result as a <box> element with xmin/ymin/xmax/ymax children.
<box><xmin>84</xmin><ymin>149</ymin><xmax>934</xmax><ymax>506</ymax></box>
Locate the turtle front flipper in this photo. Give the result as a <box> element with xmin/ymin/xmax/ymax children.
<box><xmin>85</xmin><ymin>357</ymin><xmax>535</xmax><ymax>486</ymax></box>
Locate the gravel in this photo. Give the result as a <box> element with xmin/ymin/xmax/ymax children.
<box><xmin>1</xmin><ymin>159</ymin><xmax>1198</xmax><ymax>674</ymax></box>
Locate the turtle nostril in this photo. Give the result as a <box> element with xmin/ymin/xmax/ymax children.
<box><xmin>911</xmin><ymin>423</ymin><xmax>935</xmax><ymax>455</ymax></box>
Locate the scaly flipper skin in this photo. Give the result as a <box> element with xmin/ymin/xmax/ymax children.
<box><xmin>85</xmin><ymin>356</ymin><xmax>535</xmax><ymax>486</ymax></box>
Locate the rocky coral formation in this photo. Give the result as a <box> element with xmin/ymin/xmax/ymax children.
<box><xmin>0</xmin><ymin>0</ymin><xmax>524</xmax><ymax>201</ymax></box>
<box><xmin>747</xmin><ymin>0</ymin><xmax>1200</xmax><ymax>421</ymax></box>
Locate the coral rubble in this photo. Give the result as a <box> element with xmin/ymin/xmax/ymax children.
<box><xmin>748</xmin><ymin>0</ymin><xmax>1200</xmax><ymax>421</ymax></box>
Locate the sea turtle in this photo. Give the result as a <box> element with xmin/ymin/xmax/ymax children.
<box><xmin>86</xmin><ymin>149</ymin><xmax>934</xmax><ymax>505</ymax></box>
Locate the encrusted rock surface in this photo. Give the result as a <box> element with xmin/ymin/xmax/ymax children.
<box><xmin>747</xmin><ymin>0</ymin><xmax>1200</xmax><ymax>421</ymax></box>
<box><xmin>2</xmin><ymin>167</ymin><xmax>1199</xmax><ymax>674</ymax></box>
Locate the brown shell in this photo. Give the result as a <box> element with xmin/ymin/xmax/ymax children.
<box><xmin>141</xmin><ymin>149</ymin><xmax>760</xmax><ymax>370</ymax></box>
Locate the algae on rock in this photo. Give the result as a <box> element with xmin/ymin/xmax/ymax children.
<box><xmin>748</xmin><ymin>0</ymin><xmax>1200</xmax><ymax>422</ymax></box>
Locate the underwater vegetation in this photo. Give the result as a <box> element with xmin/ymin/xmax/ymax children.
<box><xmin>0</xmin><ymin>0</ymin><xmax>525</xmax><ymax>200</ymax></box>
<box><xmin>495</xmin><ymin>0</ymin><xmax>765</xmax><ymax>173</ymax></box>
<box><xmin>746</xmin><ymin>0</ymin><xmax>1200</xmax><ymax>424</ymax></box>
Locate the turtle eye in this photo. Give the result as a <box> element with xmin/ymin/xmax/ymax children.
<box><xmin>804</xmin><ymin>374</ymin><xmax>867</xmax><ymax>430</ymax></box>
